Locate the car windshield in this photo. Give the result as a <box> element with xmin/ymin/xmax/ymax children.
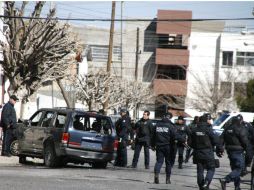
<box><xmin>213</xmin><ymin>114</ymin><xmax>230</xmax><ymax>126</ymax></box>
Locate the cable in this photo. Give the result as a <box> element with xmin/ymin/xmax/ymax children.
<box><xmin>1</xmin><ymin>15</ymin><xmax>254</xmax><ymax>22</ymax></box>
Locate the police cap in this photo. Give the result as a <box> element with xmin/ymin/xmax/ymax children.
<box><xmin>120</xmin><ymin>108</ymin><xmax>127</xmax><ymax>113</ymax></box>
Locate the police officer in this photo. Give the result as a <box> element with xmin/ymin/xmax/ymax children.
<box><xmin>131</xmin><ymin>110</ymin><xmax>153</xmax><ymax>169</ymax></box>
<box><xmin>114</xmin><ymin>108</ymin><xmax>131</xmax><ymax>167</ymax></box>
<box><xmin>174</xmin><ymin>116</ymin><xmax>190</xmax><ymax>169</ymax></box>
<box><xmin>219</xmin><ymin>115</ymin><xmax>248</xmax><ymax>190</ymax></box>
<box><xmin>1</xmin><ymin>95</ymin><xmax>19</xmax><ymax>156</ymax></box>
<box><xmin>151</xmin><ymin>113</ymin><xmax>176</xmax><ymax>184</ymax></box>
<box><xmin>188</xmin><ymin>114</ymin><xmax>222</xmax><ymax>190</ymax></box>
<box><xmin>241</xmin><ymin>118</ymin><xmax>254</xmax><ymax>176</ymax></box>
<box><xmin>185</xmin><ymin>116</ymin><xmax>199</xmax><ymax>163</ymax></box>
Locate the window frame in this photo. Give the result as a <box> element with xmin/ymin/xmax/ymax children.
<box><xmin>222</xmin><ymin>51</ymin><xmax>233</xmax><ymax>67</ymax></box>
<box><xmin>236</xmin><ymin>51</ymin><xmax>254</xmax><ymax>66</ymax></box>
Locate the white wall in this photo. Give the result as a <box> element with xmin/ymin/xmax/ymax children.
<box><xmin>186</xmin><ymin>31</ymin><xmax>254</xmax><ymax>115</ymax></box>
<box><xmin>185</xmin><ymin>32</ymin><xmax>221</xmax><ymax>114</ymax></box>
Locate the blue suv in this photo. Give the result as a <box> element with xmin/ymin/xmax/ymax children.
<box><xmin>17</xmin><ymin>108</ymin><xmax>117</xmax><ymax>168</ymax></box>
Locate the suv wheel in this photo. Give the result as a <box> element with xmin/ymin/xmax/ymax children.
<box><xmin>92</xmin><ymin>162</ymin><xmax>108</xmax><ymax>169</ymax></box>
<box><xmin>44</xmin><ymin>144</ymin><xmax>59</xmax><ymax>168</ymax></box>
<box><xmin>19</xmin><ymin>156</ymin><xmax>26</xmax><ymax>164</ymax></box>
<box><xmin>10</xmin><ymin>139</ymin><xmax>19</xmax><ymax>156</ymax></box>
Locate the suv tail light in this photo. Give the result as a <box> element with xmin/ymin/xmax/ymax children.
<box><xmin>62</xmin><ymin>133</ymin><xmax>70</xmax><ymax>144</ymax></box>
<box><xmin>114</xmin><ymin>139</ymin><xmax>118</xmax><ymax>151</ymax></box>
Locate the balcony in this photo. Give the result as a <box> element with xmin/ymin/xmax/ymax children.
<box><xmin>153</xmin><ymin>79</ymin><xmax>187</xmax><ymax>96</ymax></box>
<box><xmin>156</xmin><ymin>10</ymin><xmax>192</xmax><ymax>35</ymax></box>
<box><xmin>156</xmin><ymin>48</ymin><xmax>189</xmax><ymax>66</ymax></box>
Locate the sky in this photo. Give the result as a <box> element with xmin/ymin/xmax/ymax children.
<box><xmin>16</xmin><ymin>1</ymin><xmax>254</xmax><ymax>30</ymax></box>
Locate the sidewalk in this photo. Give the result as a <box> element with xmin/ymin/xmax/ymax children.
<box><xmin>0</xmin><ymin>139</ymin><xmax>19</xmax><ymax>166</ymax></box>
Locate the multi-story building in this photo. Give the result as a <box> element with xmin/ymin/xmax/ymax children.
<box><xmin>186</xmin><ymin>22</ymin><xmax>254</xmax><ymax>116</ymax></box>
<box><xmin>153</xmin><ymin>10</ymin><xmax>192</xmax><ymax>117</ymax></box>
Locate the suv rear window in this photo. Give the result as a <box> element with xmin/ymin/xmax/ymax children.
<box><xmin>73</xmin><ymin>115</ymin><xmax>112</xmax><ymax>135</ymax></box>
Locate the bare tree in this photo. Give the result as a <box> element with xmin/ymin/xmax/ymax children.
<box><xmin>1</xmin><ymin>2</ymin><xmax>80</xmax><ymax>117</ymax></box>
<box><xmin>116</xmin><ymin>80</ymin><xmax>154</xmax><ymax>110</ymax></box>
<box><xmin>74</xmin><ymin>70</ymin><xmax>115</xmax><ymax>111</ymax></box>
<box><xmin>186</xmin><ymin>69</ymin><xmax>240</xmax><ymax>116</ymax></box>
<box><xmin>73</xmin><ymin>70</ymin><xmax>154</xmax><ymax>113</ymax></box>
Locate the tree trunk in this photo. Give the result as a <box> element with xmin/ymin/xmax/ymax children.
<box><xmin>88</xmin><ymin>101</ymin><xmax>92</xmax><ymax>111</ymax></box>
<box><xmin>56</xmin><ymin>79</ymin><xmax>72</xmax><ymax>108</ymax></box>
<box><xmin>19</xmin><ymin>99</ymin><xmax>25</xmax><ymax>119</ymax></box>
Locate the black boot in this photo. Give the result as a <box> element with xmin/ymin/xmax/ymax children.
<box><xmin>154</xmin><ymin>173</ymin><xmax>159</xmax><ymax>184</ymax></box>
<box><xmin>235</xmin><ymin>185</ymin><xmax>241</xmax><ymax>190</ymax></box>
<box><xmin>166</xmin><ymin>175</ymin><xmax>171</xmax><ymax>184</ymax></box>
<box><xmin>202</xmin><ymin>180</ymin><xmax>210</xmax><ymax>190</ymax></box>
<box><xmin>219</xmin><ymin>179</ymin><xmax>227</xmax><ymax>190</ymax></box>
<box><xmin>178</xmin><ymin>162</ymin><xmax>183</xmax><ymax>169</ymax></box>
<box><xmin>241</xmin><ymin>168</ymin><xmax>248</xmax><ymax>177</ymax></box>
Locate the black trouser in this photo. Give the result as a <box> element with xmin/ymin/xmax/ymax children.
<box><xmin>3</xmin><ymin>128</ymin><xmax>13</xmax><ymax>155</ymax></box>
<box><xmin>154</xmin><ymin>145</ymin><xmax>172</xmax><ymax>176</ymax></box>
<box><xmin>170</xmin><ymin>143</ymin><xmax>177</xmax><ymax>166</ymax></box>
<box><xmin>114</xmin><ymin>140</ymin><xmax>127</xmax><ymax>167</ymax></box>
<box><xmin>1</xmin><ymin>128</ymin><xmax>6</xmax><ymax>155</ymax></box>
<box><xmin>197</xmin><ymin>160</ymin><xmax>215</xmax><ymax>188</ymax></box>
<box><xmin>225</xmin><ymin>150</ymin><xmax>244</xmax><ymax>188</ymax></box>
<box><xmin>177</xmin><ymin>144</ymin><xmax>185</xmax><ymax>165</ymax></box>
<box><xmin>245</xmin><ymin>144</ymin><xmax>254</xmax><ymax>167</ymax></box>
<box><xmin>132</xmin><ymin>142</ymin><xmax>150</xmax><ymax>167</ymax></box>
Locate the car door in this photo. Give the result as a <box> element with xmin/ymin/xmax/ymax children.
<box><xmin>19</xmin><ymin>111</ymin><xmax>44</xmax><ymax>152</ymax></box>
<box><xmin>68</xmin><ymin>114</ymin><xmax>115</xmax><ymax>153</ymax></box>
<box><xmin>33</xmin><ymin>111</ymin><xmax>55</xmax><ymax>153</ymax></box>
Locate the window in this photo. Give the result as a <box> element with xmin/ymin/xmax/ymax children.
<box><xmin>55</xmin><ymin>114</ymin><xmax>67</xmax><ymax>128</ymax></box>
<box><xmin>156</xmin><ymin>65</ymin><xmax>186</xmax><ymax>80</ymax></box>
<box><xmin>236</xmin><ymin>52</ymin><xmax>254</xmax><ymax>66</ymax></box>
<box><xmin>158</xmin><ymin>34</ymin><xmax>187</xmax><ymax>49</ymax></box>
<box><xmin>30</xmin><ymin>111</ymin><xmax>43</xmax><ymax>126</ymax></box>
<box><xmin>73</xmin><ymin>115</ymin><xmax>112</xmax><ymax>135</ymax></box>
<box><xmin>222</xmin><ymin>51</ymin><xmax>233</xmax><ymax>66</ymax></box>
<box><xmin>90</xmin><ymin>45</ymin><xmax>121</xmax><ymax>62</ymax></box>
<box><xmin>220</xmin><ymin>82</ymin><xmax>232</xmax><ymax>98</ymax></box>
<box><xmin>41</xmin><ymin>112</ymin><xmax>54</xmax><ymax>127</ymax></box>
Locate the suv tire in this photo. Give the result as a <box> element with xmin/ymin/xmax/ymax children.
<box><xmin>10</xmin><ymin>139</ymin><xmax>19</xmax><ymax>156</ymax></box>
<box><xmin>44</xmin><ymin>143</ymin><xmax>59</xmax><ymax>168</ymax></box>
<box><xmin>92</xmin><ymin>162</ymin><xmax>108</xmax><ymax>169</ymax></box>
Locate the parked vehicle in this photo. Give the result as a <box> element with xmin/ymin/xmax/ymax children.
<box><xmin>17</xmin><ymin>108</ymin><xmax>117</xmax><ymax>168</ymax></box>
<box><xmin>213</xmin><ymin>112</ymin><xmax>254</xmax><ymax>135</ymax></box>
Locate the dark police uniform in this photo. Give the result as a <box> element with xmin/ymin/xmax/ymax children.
<box><xmin>189</xmin><ymin>116</ymin><xmax>222</xmax><ymax>190</ymax></box>
<box><xmin>185</xmin><ymin>116</ymin><xmax>199</xmax><ymax>163</ymax></box>
<box><xmin>242</xmin><ymin>121</ymin><xmax>254</xmax><ymax>175</ymax></box>
<box><xmin>131</xmin><ymin>118</ymin><xmax>153</xmax><ymax>168</ymax></box>
<box><xmin>1</xmin><ymin>101</ymin><xmax>17</xmax><ymax>156</ymax></box>
<box><xmin>114</xmin><ymin>113</ymin><xmax>131</xmax><ymax>167</ymax></box>
<box><xmin>220</xmin><ymin>115</ymin><xmax>248</xmax><ymax>190</ymax></box>
<box><xmin>174</xmin><ymin>116</ymin><xmax>190</xmax><ymax>169</ymax></box>
<box><xmin>151</xmin><ymin>116</ymin><xmax>176</xmax><ymax>184</ymax></box>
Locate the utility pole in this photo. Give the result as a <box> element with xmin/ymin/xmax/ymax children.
<box><xmin>134</xmin><ymin>27</ymin><xmax>140</xmax><ymax>120</ymax></box>
<box><xmin>120</xmin><ymin>1</ymin><xmax>124</xmax><ymax>79</ymax></box>
<box><xmin>135</xmin><ymin>27</ymin><xmax>140</xmax><ymax>81</ymax></box>
<box><xmin>104</xmin><ymin>1</ymin><xmax>116</xmax><ymax>114</ymax></box>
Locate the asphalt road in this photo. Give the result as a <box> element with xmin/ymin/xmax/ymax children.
<box><xmin>0</xmin><ymin>147</ymin><xmax>251</xmax><ymax>190</ymax></box>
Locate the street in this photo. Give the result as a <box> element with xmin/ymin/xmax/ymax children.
<box><xmin>0</xmin><ymin>147</ymin><xmax>251</xmax><ymax>190</ymax></box>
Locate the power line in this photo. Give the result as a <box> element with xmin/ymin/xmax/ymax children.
<box><xmin>1</xmin><ymin>15</ymin><xmax>254</xmax><ymax>22</ymax></box>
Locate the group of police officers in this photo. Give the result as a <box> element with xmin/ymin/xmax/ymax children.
<box><xmin>114</xmin><ymin>107</ymin><xmax>254</xmax><ymax>190</ymax></box>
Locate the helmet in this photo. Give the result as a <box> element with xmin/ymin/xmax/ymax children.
<box><xmin>203</xmin><ymin>113</ymin><xmax>212</xmax><ymax>120</ymax></box>
<box><xmin>164</xmin><ymin>112</ymin><xmax>173</xmax><ymax>119</ymax></box>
